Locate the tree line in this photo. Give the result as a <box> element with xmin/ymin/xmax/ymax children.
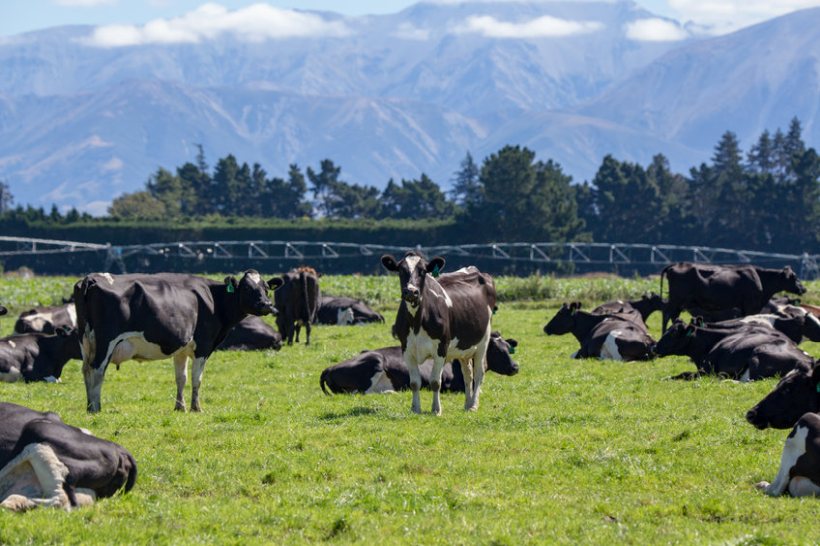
<box><xmin>0</xmin><ymin>118</ymin><xmax>817</xmax><ymax>254</ymax></box>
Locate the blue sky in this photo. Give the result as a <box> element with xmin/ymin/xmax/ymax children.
<box><xmin>2</xmin><ymin>0</ymin><xmax>820</xmax><ymax>37</ymax></box>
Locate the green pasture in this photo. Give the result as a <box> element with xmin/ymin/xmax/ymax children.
<box><xmin>0</xmin><ymin>276</ymin><xmax>819</xmax><ymax>544</ymax></box>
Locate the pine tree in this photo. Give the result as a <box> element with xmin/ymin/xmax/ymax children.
<box><xmin>0</xmin><ymin>181</ymin><xmax>13</xmax><ymax>214</ymax></box>
<box><xmin>451</xmin><ymin>151</ymin><xmax>481</xmax><ymax>208</ymax></box>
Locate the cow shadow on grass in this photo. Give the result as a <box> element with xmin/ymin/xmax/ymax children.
<box><xmin>318</xmin><ymin>406</ymin><xmax>379</xmax><ymax>421</ymax></box>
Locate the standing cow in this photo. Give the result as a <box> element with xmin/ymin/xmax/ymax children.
<box><xmin>275</xmin><ymin>266</ymin><xmax>320</xmax><ymax>345</ymax></box>
<box><xmin>73</xmin><ymin>270</ymin><xmax>282</xmax><ymax>413</ymax></box>
<box><xmin>0</xmin><ymin>402</ymin><xmax>136</xmax><ymax>511</ymax></box>
<box><xmin>660</xmin><ymin>263</ymin><xmax>806</xmax><ymax>332</ymax></box>
<box><xmin>381</xmin><ymin>252</ymin><xmax>496</xmax><ymax>414</ymax></box>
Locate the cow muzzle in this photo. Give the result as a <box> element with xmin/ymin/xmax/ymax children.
<box><xmin>745</xmin><ymin>408</ymin><xmax>768</xmax><ymax>430</ymax></box>
<box><xmin>402</xmin><ymin>287</ymin><xmax>420</xmax><ymax>307</ymax></box>
<box><xmin>0</xmin><ymin>305</ymin><xmax>6</xmax><ymax>316</ymax></box>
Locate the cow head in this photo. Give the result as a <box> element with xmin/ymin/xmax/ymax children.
<box><xmin>653</xmin><ymin>320</ymin><xmax>695</xmax><ymax>356</ymax></box>
<box><xmin>803</xmin><ymin>313</ymin><xmax>820</xmax><ymax>342</ymax></box>
<box><xmin>781</xmin><ymin>266</ymin><xmax>806</xmax><ymax>295</ymax></box>
<box><xmin>487</xmin><ymin>332</ymin><xmax>519</xmax><ymax>375</ymax></box>
<box><xmin>28</xmin><ymin>327</ymin><xmax>82</xmax><ymax>382</ymax></box>
<box><xmin>0</xmin><ymin>304</ymin><xmax>6</xmax><ymax>316</ymax></box>
<box><xmin>746</xmin><ymin>364</ymin><xmax>820</xmax><ymax>430</ymax></box>
<box><xmin>224</xmin><ymin>270</ymin><xmax>283</xmax><ymax>317</ymax></box>
<box><xmin>381</xmin><ymin>252</ymin><xmax>445</xmax><ymax>309</ymax></box>
<box><xmin>543</xmin><ymin>302</ymin><xmax>582</xmax><ymax>335</ymax></box>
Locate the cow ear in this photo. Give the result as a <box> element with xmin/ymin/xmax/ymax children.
<box><xmin>508</xmin><ymin>338</ymin><xmax>518</xmax><ymax>348</ymax></box>
<box><xmin>224</xmin><ymin>276</ymin><xmax>238</xmax><ymax>293</ymax></box>
<box><xmin>381</xmin><ymin>255</ymin><xmax>399</xmax><ymax>271</ymax></box>
<box><xmin>426</xmin><ymin>256</ymin><xmax>445</xmax><ymax>277</ymax></box>
<box><xmin>267</xmin><ymin>277</ymin><xmax>284</xmax><ymax>291</ymax></box>
<box><xmin>685</xmin><ymin>325</ymin><xmax>696</xmax><ymax>338</ymax></box>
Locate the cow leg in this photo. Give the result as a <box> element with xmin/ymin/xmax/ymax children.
<box><xmin>174</xmin><ymin>353</ymin><xmax>189</xmax><ymax>411</ymax></box>
<box><xmin>468</xmin><ymin>332</ymin><xmax>491</xmax><ymax>412</ymax></box>
<box><xmin>430</xmin><ymin>356</ymin><xmax>446</xmax><ymax>416</ymax></box>
<box><xmin>304</xmin><ymin>322</ymin><xmax>312</xmax><ymax>346</ymax></box>
<box><xmin>405</xmin><ymin>353</ymin><xmax>422</xmax><ymax>414</ymax></box>
<box><xmin>757</xmin><ymin>425</ymin><xmax>809</xmax><ymax>496</ymax></box>
<box><xmin>295</xmin><ymin>323</ymin><xmax>301</xmax><ymax>343</ymax></box>
<box><xmin>460</xmin><ymin>359</ymin><xmax>475</xmax><ymax>411</ymax></box>
<box><xmin>82</xmin><ymin>361</ymin><xmax>106</xmax><ymax>414</ymax></box>
<box><xmin>190</xmin><ymin>357</ymin><xmax>207</xmax><ymax>412</ymax></box>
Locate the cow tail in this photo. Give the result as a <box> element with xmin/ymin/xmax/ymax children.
<box><xmin>320</xmin><ymin>369</ymin><xmax>331</xmax><ymax>395</ymax></box>
<box><xmin>123</xmin><ymin>451</ymin><xmax>138</xmax><ymax>493</ymax></box>
<box><xmin>301</xmin><ymin>272</ymin><xmax>311</xmax><ymax>323</ymax></box>
<box><xmin>660</xmin><ymin>265</ymin><xmax>670</xmax><ymax>300</ymax></box>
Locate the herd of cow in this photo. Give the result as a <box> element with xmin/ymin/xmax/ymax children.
<box><xmin>0</xmin><ymin>255</ymin><xmax>819</xmax><ymax>513</ymax></box>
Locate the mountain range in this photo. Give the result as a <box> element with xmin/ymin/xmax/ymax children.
<box><xmin>0</xmin><ymin>1</ymin><xmax>818</xmax><ymax>214</ymax></box>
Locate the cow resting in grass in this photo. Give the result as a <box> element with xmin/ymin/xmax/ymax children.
<box><xmin>755</xmin><ymin>413</ymin><xmax>820</xmax><ymax>497</ymax></box>
<box><xmin>746</xmin><ymin>361</ymin><xmax>820</xmax><ymax>430</ymax></box>
<box><xmin>0</xmin><ymin>304</ymin><xmax>7</xmax><ymax>316</ymax></box>
<box><xmin>320</xmin><ymin>332</ymin><xmax>518</xmax><ymax>394</ymax></box>
<box><xmin>381</xmin><ymin>252</ymin><xmax>496</xmax><ymax>414</ymax></box>
<box><xmin>217</xmin><ymin>316</ymin><xmax>283</xmax><ymax>351</ymax></box>
<box><xmin>592</xmin><ymin>292</ymin><xmax>664</xmax><ymax>325</ymax></box>
<box><xmin>544</xmin><ymin>302</ymin><xmax>656</xmax><ymax>361</ymax></box>
<box><xmin>73</xmin><ymin>270</ymin><xmax>282</xmax><ymax>413</ymax></box>
<box><xmin>275</xmin><ymin>266</ymin><xmax>320</xmax><ymax>345</ymax></box>
<box><xmin>14</xmin><ymin>302</ymin><xmax>77</xmax><ymax>335</ymax></box>
<box><xmin>0</xmin><ymin>327</ymin><xmax>82</xmax><ymax>383</ymax></box>
<box><xmin>315</xmin><ymin>295</ymin><xmax>385</xmax><ymax>325</ymax></box>
<box><xmin>0</xmin><ymin>402</ymin><xmax>136</xmax><ymax>512</ymax></box>
<box><xmin>696</xmin><ymin>311</ymin><xmax>820</xmax><ymax>345</ymax></box>
<box><xmin>654</xmin><ymin>320</ymin><xmax>813</xmax><ymax>381</ymax></box>
<box><xmin>660</xmin><ymin>262</ymin><xmax>806</xmax><ymax>332</ymax></box>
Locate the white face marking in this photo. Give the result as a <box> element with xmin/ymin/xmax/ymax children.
<box><xmin>404</xmin><ymin>256</ymin><xmax>421</xmax><ymax>271</ymax></box>
<box><xmin>100</xmin><ymin>273</ymin><xmax>115</xmax><ymax>285</ymax></box>
<box><xmin>66</xmin><ymin>304</ymin><xmax>77</xmax><ymax>328</ymax></box>
<box><xmin>336</xmin><ymin>307</ymin><xmax>354</xmax><ymax>325</ymax></box>
<box><xmin>762</xmin><ymin>425</ymin><xmax>809</xmax><ymax>496</ymax></box>
<box><xmin>600</xmin><ymin>331</ymin><xmax>624</xmax><ymax>361</ymax></box>
<box><xmin>247</xmin><ymin>272</ymin><xmax>262</xmax><ymax>286</ymax></box>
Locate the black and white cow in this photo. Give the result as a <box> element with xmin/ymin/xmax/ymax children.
<box><xmin>0</xmin><ymin>304</ymin><xmax>7</xmax><ymax>316</ymax></box>
<box><xmin>274</xmin><ymin>267</ymin><xmax>320</xmax><ymax>345</ymax></box>
<box><xmin>0</xmin><ymin>328</ymin><xmax>82</xmax><ymax>383</ymax></box>
<box><xmin>697</xmin><ymin>311</ymin><xmax>820</xmax><ymax>345</ymax></box>
<box><xmin>73</xmin><ymin>270</ymin><xmax>282</xmax><ymax>413</ymax></box>
<box><xmin>217</xmin><ymin>316</ymin><xmax>283</xmax><ymax>351</ymax></box>
<box><xmin>14</xmin><ymin>302</ymin><xmax>77</xmax><ymax>335</ymax></box>
<box><xmin>755</xmin><ymin>413</ymin><xmax>820</xmax><ymax>497</ymax></box>
<box><xmin>320</xmin><ymin>332</ymin><xmax>519</xmax><ymax>394</ymax></box>
<box><xmin>654</xmin><ymin>320</ymin><xmax>813</xmax><ymax>381</ymax></box>
<box><xmin>381</xmin><ymin>252</ymin><xmax>496</xmax><ymax>414</ymax></box>
<box><xmin>0</xmin><ymin>402</ymin><xmax>136</xmax><ymax>511</ymax></box>
<box><xmin>592</xmin><ymin>292</ymin><xmax>664</xmax><ymax>325</ymax></box>
<box><xmin>746</xmin><ymin>362</ymin><xmax>820</xmax><ymax>430</ymax></box>
<box><xmin>315</xmin><ymin>295</ymin><xmax>385</xmax><ymax>325</ymax></box>
<box><xmin>544</xmin><ymin>302</ymin><xmax>655</xmax><ymax>361</ymax></box>
<box><xmin>660</xmin><ymin>262</ymin><xmax>806</xmax><ymax>332</ymax></box>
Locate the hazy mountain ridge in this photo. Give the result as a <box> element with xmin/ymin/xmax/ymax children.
<box><xmin>0</xmin><ymin>1</ymin><xmax>817</xmax><ymax>212</ymax></box>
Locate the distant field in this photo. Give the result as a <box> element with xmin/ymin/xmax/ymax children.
<box><xmin>0</xmin><ymin>276</ymin><xmax>819</xmax><ymax>544</ymax></box>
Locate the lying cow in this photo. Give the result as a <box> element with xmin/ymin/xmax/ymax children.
<box><xmin>660</xmin><ymin>262</ymin><xmax>806</xmax><ymax>332</ymax></box>
<box><xmin>0</xmin><ymin>402</ymin><xmax>136</xmax><ymax>511</ymax></box>
<box><xmin>592</xmin><ymin>292</ymin><xmax>664</xmax><ymax>325</ymax></box>
<box><xmin>544</xmin><ymin>302</ymin><xmax>655</xmax><ymax>361</ymax></box>
<box><xmin>275</xmin><ymin>266</ymin><xmax>320</xmax><ymax>345</ymax></box>
<box><xmin>73</xmin><ymin>270</ymin><xmax>282</xmax><ymax>413</ymax></box>
<box><xmin>217</xmin><ymin>316</ymin><xmax>283</xmax><ymax>351</ymax></box>
<box><xmin>0</xmin><ymin>328</ymin><xmax>82</xmax><ymax>383</ymax></box>
<box><xmin>315</xmin><ymin>295</ymin><xmax>385</xmax><ymax>325</ymax></box>
<box><xmin>0</xmin><ymin>304</ymin><xmax>7</xmax><ymax>316</ymax></box>
<box><xmin>320</xmin><ymin>332</ymin><xmax>518</xmax><ymax>394</ymax></box>
<box><xmin>697</xmin><ymin>311</ymin><xmax>820</xmax><ymax>345</ymax></box>
<box><xmin>755</xmin><ymin>413</ymin><xmax>820</xmax><ymax>497</ymax></box>
<box><xmin>746</xmin><ymin>362</ymin><xmax>820</xmax><ymax>430</ymax></box>
<box><xmin>654</xmin><ymin>320</ymin><xmax>813</xmax><ymax>381</ymax></box>
<box><xmin>382</xmin><ymin>253</ymin><xmax>496</xmax><ymax>414</ymax></box>
<box><xmin>14</xmin><ymin>302</ymin><xmax>77</xmax><ymax>335</ymax></box>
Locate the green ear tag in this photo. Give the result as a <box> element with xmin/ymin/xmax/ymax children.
<box><xmin>227</xmin><ymin>283</ymin><xmax>235</xmax><ymax>294</ymax></box>
<box><xmin>816</xmin><ymin>383</ymin><xmax>820</xmax><ymax>393</ymax></box>
<box><xmin>509</xmin><ymin>345</ymin><xmax>516</xmax><ymax>355</ymax></box>
<box><xmin>432</xmin><ymin>264</ymin><xmax>440</xmax><ymax>278</ymax></box>
<box><xmin>686</xmin><ymin>329</ymin><xmax>695</xmax><ymax>338</ymax></box>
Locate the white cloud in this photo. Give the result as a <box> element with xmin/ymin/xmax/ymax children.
<box><xmin>393</xmin><ymin>23</ymin><xmax>430</xmax><ymax>41</ymax></box>
<box><xmin>83</xmin><ymin>3</ymin><xmax>351</xmax><ymax>47</ymax></box>
<box><xmin>668</xmin><ymin>0</ymin><xmax>820</xmax><ymax>33</ymax></box>
<box><xmin>624</xmin><ymin>18</ymin><xmax>689</xmax><ymax>41</ymax></box>
<box><xmin>455</xmin><ymin>14</ymin><xmax>603</xmax><ymax>38</ymax></box>
<box><xmin>54</xmin><ymin>0</ymin><xmax>115</xmax><ymax>6</ymax></box>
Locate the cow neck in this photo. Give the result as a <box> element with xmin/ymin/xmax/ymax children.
<box><xmin>629</xmin><ymin>299</ymin><xmax>658</xmax><ymax>322</ymax></box>
<box><xmin>569</xmin><ymin>311</ymin><xmax>607</xmax><ymax>345</ymax></box>
<box><xmin>208</xmin><ymin>283</ymin><xmax>246</xmax><ymax>334</ymax></box>
<box><xmin>686</xmin><ymin>327</ymin><xmax>730</xmax><ymax>361</ymax></box>
<box><xmin>404</xmin><ymin>274</ymin><xmax>439</xmax><ymax>332</ymax></box>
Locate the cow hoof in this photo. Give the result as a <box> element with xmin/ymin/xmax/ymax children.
<box><xmin>755</xmin><ymin>481</ymin><xmax>771</xmax><ymax>491</ymax></box>
<box><xmin>174</xmin><ymin>404</ymin><xmax>186</xmax><ymax>412</ymax></box>
<box><xmin>191</xmin><ymin>405</ymin><xmax>203</xmax><ymax>413</ymax></box>
<box><xmin>411</xmin><ymin>406</ymin><xmax>422</xmax><ymax>414</ymax></box>
<box><xmin>466</xmin><ymin>405</ymin><xmax>479</xmax><ymax>412</ymax></box>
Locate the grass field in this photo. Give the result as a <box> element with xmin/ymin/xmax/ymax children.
<box><xmin>1</xmin><ymin>276</ymin><xmax>819</xmax><ymax>544</ymax></box>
